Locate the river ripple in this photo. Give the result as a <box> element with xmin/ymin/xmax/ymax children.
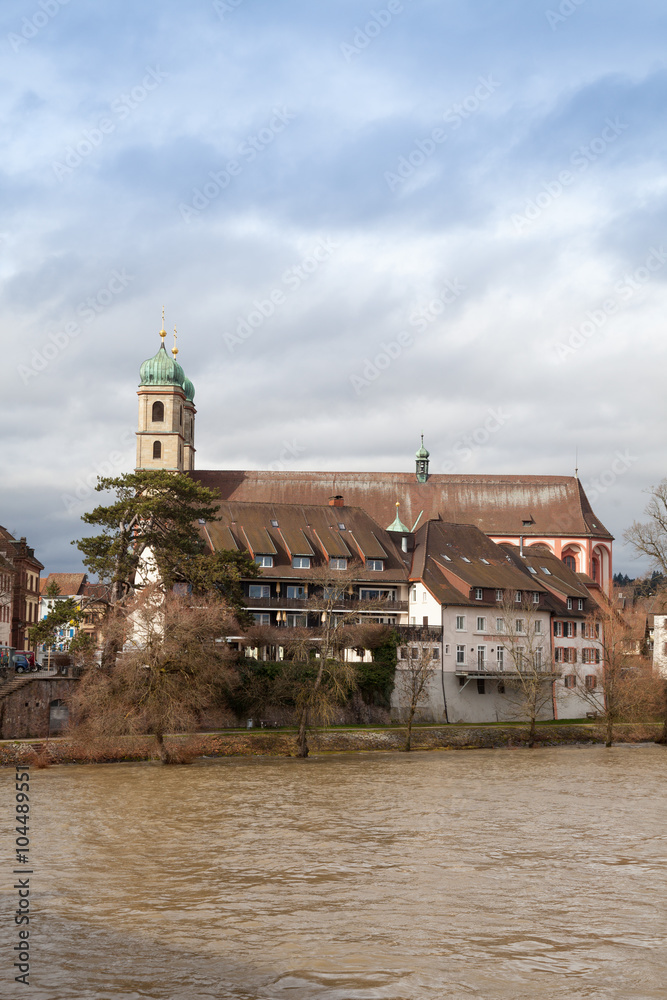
<box><xmin>1</xmin><ymin>745</ymin><xmax>666</xmax><ymax>1000</ymax></box>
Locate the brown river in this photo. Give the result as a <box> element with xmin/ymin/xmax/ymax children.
<box><xmin>2</xmin><ymin>745</ymin><xmax>666</xmax><ymax>1000</ymax></box>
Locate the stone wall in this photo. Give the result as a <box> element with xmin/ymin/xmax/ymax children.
<box><xmin>0</xmin><ymin>678</ymin><xmax>78</xmax><ymax>739</ymax></box>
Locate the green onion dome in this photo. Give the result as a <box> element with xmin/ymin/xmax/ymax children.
<box><xmin>139</xmin><ymin>342</ymin><xmax>186</xmax><ymax>389</ymax></box>
<box><xmin>183</xmin><ymin>376</ymin><xmax>195</xmax><ymax>403</ymax></box>
<box><xmin>415</xmin><ymin>435</ymin><xmax>430</xmax><ymax>460</ymax></box>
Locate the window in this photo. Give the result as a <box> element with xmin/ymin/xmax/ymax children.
<box><xmin>287</xmin><ymin>585</ymin><xmax>306</xmax><ymax>599</ymax></box>
<box><xmin>533</xmin><ymin>648</ymin><xmax>543</xmax><ymax>670</ymax></box>
<box><xmin>495</xmin><ymin>617</ymin><xmax>505</xmax><ymax>632</ymax></box>
<box><xmin>480</xmin><ymin>558</ymin><xmax>489</xmax><ymax>565</ymax></box>
<box><xmin>152</xmin><ymin>441</ymin><xmax>162</xmax><ymax>460</ymax></box>
<box><xmin>567</xmin><ymin>598</ymin><xmax>573</xmax><ymax>610</ymax></box>
<box><xmin>270</xmin><ymin>519</ymin><xmax>279</xmax><ymax>527</ymax></box>
<box><xmin>456</xmin><ymin>615</ymin><xmax>466</xmax><ymax>631</ymax></box>
<box><xmin>563</xmin><ymin>555</ymin><xmax>576</xmax><ymax>571</ymax></box>
<box><xmin>462</xmin><ymin>557</ymin><xmax>471</xmax><ymax>563</ymax></box>
<box><xmin>477</xmin><ymin>679</ymin><xmax>486</xmax><ymax>694</ymax></box>
<box><xmin>444</xmin><ymin>644</ymin><xmax>450</xmax><ymax>655</ymax></box>
<box><xmin>564</xmin><ymin>674</ymin><xmax>577</xmax><ymax>689</ymax></box>
<box><xmin>475</xmin><ymin>588</ymin><xmax>483</xmax><ymax>601</ymax></box>
<box><xmin>585</xmin><ymin>674</ymin><xmax>597</xmax><ymax>690</ymax></box>
<box><xmin>286</xmin><ymin>613</ymin><xmax>308</xmax><ymax>627</ymax></box>
<box><xmin>554</xmin><ymin>621</ymin><xmax>563</xmax><ymax>637</ymax></box>
<box><xmin>532</xmin><ymin>592</ymin><xmax>540</xmax><ymax>604</ymax></box>
<box><xmin>323</xmin><ymin>586</ymin><xmax>343</xmax><ymax>601</ymax></box>
<box><xmin>432</xmin><ymin>648</ymin><xmax>439</xmax><ymax>660</ymax></box>
<box><xmin>477</xmin><ymin>645</ymin><xmax>487</xmax><ymax>670</ymax></box>
<box><xmin>410</xmin><ymin>647</ymin><xmax>419</xmax><ymax>659</ymax></box>
<box><xmin>410</xmin><ymin>587</ymin><xmax>417</xmax><ymax>603</ymax></box>
<box><xmin>255</xmin><ymin>555</ymin><xmax>273</xmax><ymax>568</ymax></box>
<box><xmin>399</xmin><ymin>647</ymin><xmax>407</xmax><ymax>659</ymax></box>
<box><xmin>252</xmin><ymin>613</ymin><xmax>270</xmax><ymax>625</ymax></box>
<box><xmin>582</xmin><ymin>648</ymin><xmax>601</xmax><ymax>665</ymax></box>
<box><xmin>555</xmin><ymin>647</ymin><xmax>563</xmax><ymax>663</ymax></box>
<box><xmin>292</xmin><ymin>556</ymin><xmax>311</xmax><ymax>569</ymax></box>
<box><xmin>330</xmin><ymin>558</ymin><xmax>347</xmax><ymax>570</ymax></box>
<box><xmin>578</xmin><ymin>599</ymin><xmax>584</xmax><ymax>611</ymax></box>
<box><xmin>515</xmin><ymin>619</ymin><xmax>525</xmax><ymax>634</ymax></box>
<box><xmin>496</xmin><ymin>647</ymin><xmax>504</xmax><ymax>670</ymax></box>
<box><xmin>541</xmin><ymin>566</ymin><xmax>551</xmax><ymax>575</ymax></box>
<box><xmin>338</xmin><ymin>523</ymin><xmax>346</xmax><ymax>531</ymax></box>
<box><xmin>249</xmin><ymin>584</ymin><xmax>270</xmax><ymax>599</ymax></box>
<box><xmin>497</xmin><ymin>682</ymin><xmax>505</xmax><ymax>694</ymax></box>
<box><xmin>476</xmin><ymin>616</ymin><xmax>486</xmax><ymax>632</ymax></box>
<box><xmin>456</xmin><ymin>645</ymin><xmax>466</xmax><ymax>665</ymax></box>
<box><xmin>152</xmin><ymin>401</ymin><xmax>164</xmax><ymax>422</ymax></box>
<box><xmin>441</xmin><ymin>553</ymin><xmax>452</xmax><ymax>562</ymax></box>
<box><xmin>367</xmin><ymin>559</ymin><xmax>384</xmax><ymax>571</ymax></box>
<box><xmin>516</xmin><ymin>646</ymin><xmax>525</xmax><ymax>669</ymax></box>
<box><xmin>495</xmin><ymin>589</ymin><xmax>503</xmax><ymax>601</ymax></box>
<box><xmin>422</xmin><ymin>592</ymin><xmax>427</xmax><ymax>603</ymax></box>
<box><xmin>564</xmin><ymin>622</ymin><xmax>575</xmax><ymax>638</ymax></box>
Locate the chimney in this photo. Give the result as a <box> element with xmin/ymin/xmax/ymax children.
<box><xmin>328</xmin><ymin>495</ymin><xmax>344</xmax><ymax>507</ymax></box>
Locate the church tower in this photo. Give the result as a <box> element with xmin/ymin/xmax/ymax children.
<box><xmin>136</xmin><ymin>317</ymin><xmax>196</xmax><ymax>472</ymax></box>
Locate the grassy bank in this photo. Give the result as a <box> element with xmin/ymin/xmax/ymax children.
<box><xmin>0</xmin><ymin>722</ymin><xmax>663</xmax><ymax>765</ymax></box>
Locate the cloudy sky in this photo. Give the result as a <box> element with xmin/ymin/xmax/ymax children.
<box><xmin>1</xmin><ymin>0</ymin><xmax>665</xmax><ymax>576</ymax></box>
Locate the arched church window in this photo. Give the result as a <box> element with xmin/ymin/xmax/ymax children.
<box><xmin>153</xmin><ymin>441</ymin><xmax>162</xmax><ymax>460</ymax></box>
<box><xmin>563</xmin><ymin>555</ymin><xmax>576</xmax><ymax>571</ymax></box>
<box><xmin>152</xmin><ymin>401</ymin><xmax>164</xmax><ymax>422</ymax></box>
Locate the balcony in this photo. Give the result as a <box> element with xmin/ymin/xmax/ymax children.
<box><xmin>245</xmin><ymin>596</ymin><xmax>408</xmax><ymax>613</ymax></box>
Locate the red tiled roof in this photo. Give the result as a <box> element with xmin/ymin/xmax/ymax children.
<box><xmin>40</xmin><ymin>573</ymin><xmax>87</xmax><ymax>596</ymax></box>
<box><xmin>192</xmin><ymin>471</ymin><xmax>612</xmax><ymax>540</ymax></box>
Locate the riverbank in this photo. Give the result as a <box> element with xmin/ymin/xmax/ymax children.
<box><xmin>0</xmin><ymin>722</ymin><xmax>663</xmax><ymax>765</ymax></box>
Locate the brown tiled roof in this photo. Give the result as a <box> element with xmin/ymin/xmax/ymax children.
<box><xmin>202</xmin><ymin>501</ymin><xmax>409</xmax><ymax>583</ymax></box>
<box><xmin>413</xmin><ymin>521</ymin><xmax>546</xmax><ymax>606</ymax></box>
<box><xmin>39</xmin><ymin>573</ymin><xmax>87</xmax><ymax>596</ymax></box>
<box><xmin>192</xmin><ymin>471</ymin><xmax>613</xmax><ymax>540</ymax></box>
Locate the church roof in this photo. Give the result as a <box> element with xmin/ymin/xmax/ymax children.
<box><xmin>192</xmin><ymin>471</ymin><xmax>613</xmax><ymax>540</ymax></box>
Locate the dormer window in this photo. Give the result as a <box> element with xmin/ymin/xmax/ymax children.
<box><xmin>567</xmin><ymin>598</ymin><xmax>573</xmax><ymax>610</ymax></box>
<box><xmin>475</xmin><ymin>588</ymin><xmax>483</xmax><ymax>600</ymax></box>
<box><xmin>292</xmin><ymin>556</ymin><xmax>311</xmax><ymax>569</ymax></box>
<box><xmin>255</xmin><ymin>555</ymin><xmax>273</xmax><ymax>568</ymax></box>
<box><xmin>367</xmin><ymin>559</ymin><xmax>384</xmax><ymax>572</ymax></box>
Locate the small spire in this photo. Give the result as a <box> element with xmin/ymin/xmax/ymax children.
<box><xmin>160</xmin><ymin>307</ymin><xmax>167</xmax><ymax>341</ymax></box>
<box><xmin>575</xmin><ymin>446</ymin><xmax>579</xmax><ymax>480</ymax></box>
<box><xmin>172</xmin><ymin>327</ymin><xmax>179</xmax><ymax>357</ymax></box>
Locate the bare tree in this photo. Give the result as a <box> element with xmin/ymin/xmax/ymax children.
<box><xmin>395</xmin><ymin>640</ymin><xmax>439</xmax><ymax>751</ymax></box>
<box><xmin>69</xmin><ymin>585</ymin><xmax>237</xmax><ymax>763</ymax></box>
<box><xmin>251</xmin><ymin>568</ymin><xmax>391</xmax><ymax>757</ymax></box>
<box><xmin>495</xmin><ymin>596</ymin><xmax>558</xmax><ymax>747</ymax></box>
<box><xmin>570</xmin><ymin>604</ymin><xmax>663</xmax><ymax>747</ymax></box>
<box><xmin>625</xmin><ymin>480</ymin><xmax>667</xmax><ymax>575</ymax></box>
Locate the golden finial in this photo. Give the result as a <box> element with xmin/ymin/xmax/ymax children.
<box><xmin>172</xmin><ymin>326</ymin><xmax>179</xmax><ymax>357</ymax></box>
<box><xmin>159</xmin><ymin>306</ymin><xmax>167</xmax><ymax>341</ymax></box>
<box><xmin>396</xmin><ymin>501</ymin><xmax>400</xmax><ymax>510</ymax></box>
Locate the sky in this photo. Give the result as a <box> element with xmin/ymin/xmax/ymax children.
<box><xmin>1</xmin><ymin>0</ymin><xmax>666</xmax><ymax>577</ymax></box>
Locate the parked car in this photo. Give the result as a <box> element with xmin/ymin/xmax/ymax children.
<box><xmin>13</xmin><ymin>652</ymin><xmax>37</xmax><ymax>673</ymax></box>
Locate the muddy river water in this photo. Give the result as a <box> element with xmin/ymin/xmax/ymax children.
<box><xmin>1</xmin><ymin>745</ymin><xmax>666</xmax><ymax>999</ymax></box>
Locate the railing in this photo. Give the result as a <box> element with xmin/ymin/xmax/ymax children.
<box><xmin>395</xmin><ymin>624</ymin><xmax>443</xmax><ymax>641</ymax></box>
<box><xmin>245</xmin><ymin>596</ymin><xmax>408</xmax><ymax>612</ymax></box>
